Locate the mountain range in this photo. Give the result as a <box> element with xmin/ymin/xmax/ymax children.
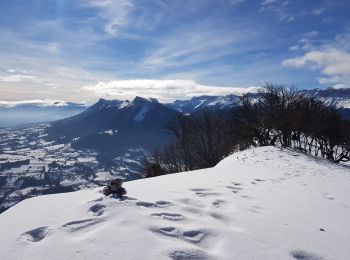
<box><xmin>45</xmin><ymin>87</ymin><xmax>350</xmax><ymax>154</ymax></box>
<box><xmin>2</xmin><ymin>87</ymin><xmax>350</xmax><ymax>127</ymax></box>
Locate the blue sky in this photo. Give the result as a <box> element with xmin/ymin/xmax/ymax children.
<box><xmin>0</xmin><ymin>0</ymin><xmax>349</xmax><ymax>103</ymax></box>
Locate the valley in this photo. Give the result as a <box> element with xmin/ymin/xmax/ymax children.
<box><xmin>0</xmin><ymin>125</ymin><xmax>144</xmax><ymax>213</ymax></box>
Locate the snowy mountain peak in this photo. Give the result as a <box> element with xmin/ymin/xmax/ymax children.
<box><xmin>130</xmin><ymin>97</ymin><xmax>159</xmax><ymax>122</ymax></box>
<box><xmin>92</xmin><ymin>98</ymin><xmax>125</xmax><ymax>111</ymax></box>
<box><xmin>132</xmin><ymin>96</ymin><xmax>159</xmax><ymax>105</ymax></box>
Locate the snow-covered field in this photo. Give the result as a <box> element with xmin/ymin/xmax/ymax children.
<box><xmin>0</xmin><ymin>147</ymin><xmax>349</xmax><ymax>260</ymax></box>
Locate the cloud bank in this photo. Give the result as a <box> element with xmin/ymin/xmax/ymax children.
<box><xmin>0</xmin><ymin>99</ymin><xmax>77</xmax><ymax>108</ymax></box>
<box><xmin>82</xmin><ymin>79</ymin><xmax>258</xmax><ymax>102</ymax></box>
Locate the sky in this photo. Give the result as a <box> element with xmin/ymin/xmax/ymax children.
<box><xmin>0</xmin><ymin>0</ymin><xmax>349</xmax><ymax>104</ymax></box>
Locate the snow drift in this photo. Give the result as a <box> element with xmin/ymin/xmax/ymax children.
<box><xmin>0</xmin><ymin>147</ymin><xmax>349</xmax><ymax>260</ymax></box>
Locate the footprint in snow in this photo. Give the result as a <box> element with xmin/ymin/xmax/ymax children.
<box><xmin>153</xmin><ymin>226</ymin><xmax>206</xmax><ymax>243</ymax></box>
<box><xmin>151</xmin><ymin>212</ymin><xmax>185</xmax><ymax>221</ymax></box>
<box><xmin>168</xmin><ymin>249</ymin><xmax>212</xmax><ymax>260</ymax></box>
<box><xmin>324</xmin><ymin>193</ymin><xmax>335</xmax><ymax>201</ymax></box>
<box><xmin>88</xmin><ymin>204</ymin><xmax>106</xmax><ymax>216</ymax></box>
<box><xmin>156</xmin><ymin>226</ymin><xmax>180</xmax><ymax>237</ymax></box>
<box><xmin>19</xmin><ymin>226</ymin><xmax>50</xmax><ymax>242</ymax></box>
<box><xmin>240</xmin><ymin>194</ymin><xmax>253</xmax><ymax>199</ymax></box>
<box><xmin>195</xmin><ymin>191</ymin><xmax>222</xmax><ymax>197</ymax></box>
<box><xmin>89</xmin><ymin>197</ymin><xmax>103</xmax><ymax>203</ymax></box>
<box><xmin>156</xmin><ymin>200</ymin><xmax>172</xmax><ymax>207</ymax></box>
<box><xmin>254</xmin><ymin>179</ymin><xmax>266</xmax><ymax>182</ymax></box>
<box><xmin>290</xmin><ymin>250</ymin><xmax>324</xmax><ymax>260</ymax></box>
<box><xmin>62</xmin><ymin>218</ymin><xmax>102</xmax><ymax>232</ymax></box>
<box><xmin>182</xmin><ymin>230</ymin><xmax>205</xmax><ymax>243</ymax></box>
<box><xmin>209</xmin><ymin>212</ymin><xmax>229</xmax><ymax>223</ymax></box>
<box><xmin>226</xmin><ymin>185</ymin><xmax>243</xmax><ymax>193</ymax></box>
<box><xmin>136</xmin><ymin>201</ymin><xmax>157</xmax><ymax>208</ymax></box>
<box><xmin>212</xmin><ymin>199</ymin><xmax>226</xmax><ymax>208</ymax></box>
<box><xmin>190</xmin><ymin>188</ymin><xmax>222</xmax><ymax>197</ymax></box>
<box><xmin>136</xmin><ymin>200</ymin><xmax>171</xmax><ymax>208</ymax></box>
<box><xmin>190</xmin><ymin>188</ymin><xmax>212</xmax><ymax>192</ymax></box>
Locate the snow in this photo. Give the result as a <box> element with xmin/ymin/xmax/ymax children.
<box><xmin>118</xmin><ymin>101</ymin><xmax>130</xmax><ymax>109</ymax></box>
<box><xmin>1</xmin><ymin>146</ymin><xmax>350</xmax><ymax>260</ymax></box>
<box><xmin>100</xmin><ymin>129</ymin><xmax>118</xmax><ymax>136</ymax></box>
<box><xmin>319</xmin><ymin>97</ymin><xmax>350</xmax><ymax>109</ymax></box>
<box><xmin>134</xmin><ymin>105</ymin><xmax>150</xmax><ymax>122</ymax></box>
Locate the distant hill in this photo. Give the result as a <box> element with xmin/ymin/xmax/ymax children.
<box><xmin>0</xmin><ymin>100</ymin><xmax>86</xmax><ymax>127</ymax></box>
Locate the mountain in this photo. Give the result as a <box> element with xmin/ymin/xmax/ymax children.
<box><xmin>166</xmin><ymin>88</ymin><xmax>350</xmax><ymax>116</ymax></box>
<box><xmin>165</xmin><ymin>94</ymin><xmax>242</xmax><ymax>113</ymax></box>
<box><xmin>0</xmin><ymin>146</ymin><xmax>349</xmax><ymax>259</ymax></box>
<box><xmin>47</xmin><ymin>97</ymin><xmax>179</xmax><ymax>154</ymax></box>
<box><xmin>303</xmin><ymin>88</ymin><xmax>350</xmax><ymax>120</ymax></box>
<box><xmin>304</xmin><ymin>88</ymin><xmax>350</xmax><ymax>108</ymax></box>
<box><xmin>0</xmin><ymin>100</ymin><xmax>86</xmax><ymax>127</ymax></box>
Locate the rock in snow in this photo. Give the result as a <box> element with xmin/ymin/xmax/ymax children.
<box><xmin>0</xmin><ymin>147</ymin><xmax>350</xmax><ymax>259</ymax></box>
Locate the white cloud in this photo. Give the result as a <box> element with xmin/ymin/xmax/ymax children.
<box><xmin>0</xmin><ymin>74</ymin><xmax>36</xmax><ymax>82</ymax></box>
<box><xmin>82</xmin><ymin>79</ymin><xmax>258</xmax><ymax>102</ymax></box>
<box><xmin>311</xmin><ymin>8</ymin><xmax>325</xmax><ymax>16</ymax></box>
<box><xmin>141</xmin><ymin>24</ymin><xmax>256</xmax><ymax>70</ymax></box>
<box><xmin>6</xmin><ymin>68</ymin><xmax>31</xmax><ymax>74</ymax></box>
<box><xmin>0</xmin><ymin>99</ymin><xmax>73</xmax><ymax>108</ymax></box>
<box><xmin>259</xmin><ymin>0</ymin><xmax>295</xmax><ymax>22</ymax></box>
<box><xmin>333</xmin><ymin>83</ymin><xmax>348</xmax><ymax>89</ymax></box>
<box><xmin>283</xmin><ymin>33</ymin><xmax>350</xmax><ymax>88</ymax></box>
<box><xmin>261</xmin><ymin>0</ymin><xmax>279</xmax><ymax>6</ymax></box>
<box><xmin>302</xmin><ymin>31</ymin><xmax>319</xmax><ymax>39</ymax></box>
<box><xmin>288</xmin><ymin>31</ymin><xmax>321</xmax><ymax>51</ymax></box>
<box><xmin>282</xmin><ymin>49</ymin><xmax>350</xmax><ymax>75</ymax></box>
<box><xmin>86</xmin><ymin>0</ymin><xmax>133</xmax><ymax>37</ymax></box>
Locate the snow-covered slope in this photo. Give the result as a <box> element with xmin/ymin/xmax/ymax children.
<box><xmin>1</xmin><ymin>147</ymin><xmax>349</xmax><ymax>260</ymax></box>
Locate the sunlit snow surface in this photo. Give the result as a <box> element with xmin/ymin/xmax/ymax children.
<box><xmin>0</xmin><ymin>147</ymin><xmax>349</xmax><ymax>260</ymax></box>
